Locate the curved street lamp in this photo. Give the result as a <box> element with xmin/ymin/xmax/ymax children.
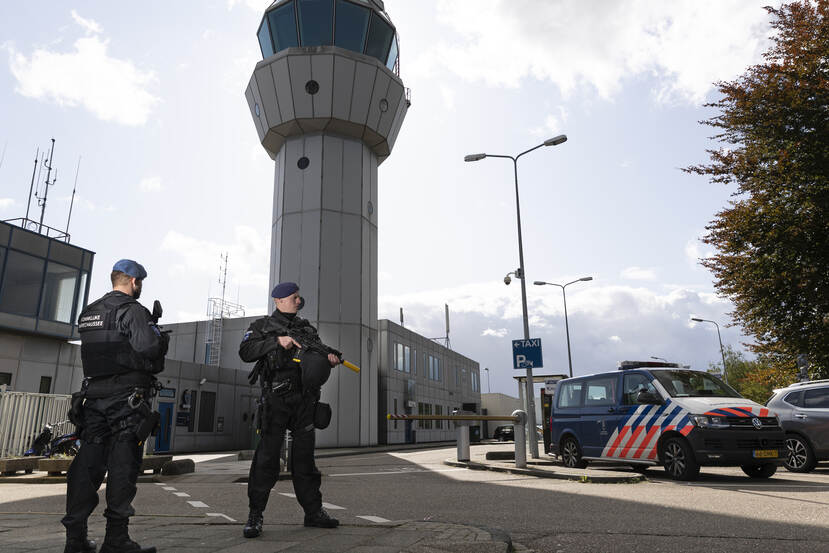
<box><xmin>534</xmin><ymin>276</ymin><xmax>593</xmax><ymax>377</ymax></box>
<box><xmin>465</xmin><ymin>134</ymin><xmax>567</xmax><ymax>459</ymax></box>
<box><xmin>690</xmin><ymin>317</ymin><xmax>729</xmax><ymax>385</ymax></box>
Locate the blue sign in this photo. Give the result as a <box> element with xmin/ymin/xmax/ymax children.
<box><xmin>512</xmin><ymin>338</ymin><xmax>543</xmax><ymax>370</ymax></box>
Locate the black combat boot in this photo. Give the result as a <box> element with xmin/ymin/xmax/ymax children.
<box><xmin>100</xmin><ymin>522</ymin><xmax>156</xmax><ymax>553</ymax></box>
<box><xmin>64</xmin><ymin>525</ymin><xmax>97</xmax><ymax>553</ymax></box>
<box><xmin>243</xmin><ymin>509</ymin><xmax>264</xmax><ymax>538</ymax></box>
<box><xmin>304</xmin><ymin>507</ymin><xmax>339</xmax><ymax>528</ymax></box>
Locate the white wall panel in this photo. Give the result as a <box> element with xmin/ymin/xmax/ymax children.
<box><xmin>272</xmin><ymin>57</ymin><xmax>295</xmax><ymax>122</ymax></box>
<box><xmin>288</xmin><ymin>55</ymin><xmax>313</xmax><ymax>120</ymax></box>
<box><xmin>311</xmin><ymin>54</ymin><xmax>334</xmax><ymax>119</ymax></box>
<box><xmin>255</xmin><ymin>65</ymin><xmax>281</xmax><ymax>126</ymax></box>
<box><xmin>321</xmin><ymin>135</ymin><xmax>343</xmax><ymax>212</ymax></box>
<box><xmin>332</xmin><ymin>56</ymin><xmax>356</xmax><ymax>121</ymax></box>
<box><xmin>350</xmin><ymin>63</ymin><xmax>377</xmax><ymax>126</ymax></box>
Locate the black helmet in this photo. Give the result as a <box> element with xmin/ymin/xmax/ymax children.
<box><xmin>297</xmin><ymin>350</ymin><xmax>331</xmax><ymax>390</ymax></box>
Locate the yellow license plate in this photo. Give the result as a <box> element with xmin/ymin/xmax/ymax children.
<box><xmin>753</xmin><ymin>449</ymin><xmax>778</xmax><ymax>459</ymax></box>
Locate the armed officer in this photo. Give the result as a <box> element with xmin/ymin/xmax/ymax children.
<box><xmin>241</xmin><ymin>282</ymin><xmax>341</xmax><ymax>538</ymax></box>
<box><xmin>62</xmin><ymin>260</ymin><xmax>169</xmax><ymax>553</ymax></box>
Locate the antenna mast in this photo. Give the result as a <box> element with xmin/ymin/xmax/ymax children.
<box><xmin>36</xmin><ymin>138</ymin><xmax>56</xmax><ymax>234</ymax></box>
<box><xmin>25</xmin><ymin>148</ymin><xmax>39</xmax><ymax>222</ymax></box>
<box><xmin>204</xmin><ymin>252</ymin><xmax>245</xmax><ymax>366</ymax></box>
<box><xmin>0</xmin><ymin>141</ymin><xmax>6</xmax><ymax>172</ymax></box>
<box><xmin>65</xmin><ymin>156</ymin><xmax>81</xmax><ymax>239</ymax></box>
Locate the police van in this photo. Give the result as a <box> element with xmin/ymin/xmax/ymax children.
<box><xmin>549</xmin><ymin>361</ymin><xmax>785</xmax><ymax>480</ymax></box>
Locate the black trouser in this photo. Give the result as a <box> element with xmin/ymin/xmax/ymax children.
<box><xmin>248</xmin><ymin>388</ymin><xmax>321</xmax><ymax>515</ymax></box>
<box><xmin>62</xmin><ymin>389</ymin><xmax>148</xmax><ymax>536</ymax></box>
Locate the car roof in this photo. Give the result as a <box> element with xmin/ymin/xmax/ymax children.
<box><xmin>772</xmin><ymin>379</ymin><xmax>829</xmax><ymax>393</ymax></box>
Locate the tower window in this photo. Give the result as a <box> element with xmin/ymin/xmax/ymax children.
<box><xmin>334</xmin><ymin>0</ymin><xmax>370</xmax><ymax>52</ymax></box>
<box><xmin>297</xmin><ymin>0</ymin><xmax>334</xmax><ymax>47</ymax></box>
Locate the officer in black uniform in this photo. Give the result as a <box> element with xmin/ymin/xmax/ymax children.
<box><xmin>241</xmin><ymin>282</ymin><xmax>340</xmax><ymax>538</ymax></box>
<box><xmin>62</xmin><ymin>260</ymin><xmax>168</xmax><ymax>553</ymax></box>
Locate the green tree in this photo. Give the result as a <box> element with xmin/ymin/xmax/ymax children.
<box><xmin>687</xmin><ymin>1</ymin><xmax>829</xmax><ymax>377</ymax></box>
<box><xmin>708</xmin><ymin>345</ymin><xmax>798</xmax><ymax>403</ymax></box>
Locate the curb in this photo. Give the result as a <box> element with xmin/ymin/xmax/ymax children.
<box><xmin>443</xmin><ymin>459</ymin><xmax>646</xmax><ymax>484</ymax></box>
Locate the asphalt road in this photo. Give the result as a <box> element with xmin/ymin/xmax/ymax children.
<box><xmin>2</xmin><ymin>446</ymin><xmax>829</xmax><ymax>552</ymax></box>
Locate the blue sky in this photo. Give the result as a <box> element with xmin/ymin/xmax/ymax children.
<box><xmin>0</xmin><ymin>1</ymin><xmax>776</xmax><ymax>396</ymax></box>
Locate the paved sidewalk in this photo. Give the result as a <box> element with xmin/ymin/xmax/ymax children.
<box><xmin>0</xmin><ymin>513</ymin><xmax>524</xmax><ymax>553</ymax></box>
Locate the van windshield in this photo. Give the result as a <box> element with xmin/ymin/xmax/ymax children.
<box><xmin>652</xmin><ymin>370</ymin><xmax>741</xmax><ymax>398</ymax></box>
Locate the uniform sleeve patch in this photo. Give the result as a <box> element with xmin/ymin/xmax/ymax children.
<box><xmin>243</xmin><ymin>330</ymin><xmax>253</xmax><ymax>342</ymax></box>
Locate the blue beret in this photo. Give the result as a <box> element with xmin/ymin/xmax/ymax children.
<box><xmin>271</xmin><ymin>282</ymin><xmax>299</xmax><ymax>298</ymax></box>
<box><xmin>112</xmin><ymin>259</ymin><xmax>147</xmax><ymax>279</ymax></box>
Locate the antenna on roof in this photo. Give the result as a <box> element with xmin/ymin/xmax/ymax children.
<box><xmin>429</xmin><ymin>304</ymin><xmax>451</xmax><ymax>349</ymax></box>
<box><xmin>65</xmin><ymin>156</ymin><xmax>81</xmax><ymax>238</ymax></box>
<box><xmin>0</xmin><ymin>141</ymin><xmax>6</xmax><ymax>172</ymax></box>
<box><xmin>35</xmin><ymin>138</ymin><xmax>56</xmax><ymax>233</ymax></box>
<box><xmin>399</xmin><ymin>307</ymin><xmax>404</xmax><ymax>327</ymax></box>
<box><xmin>25</xmin><ymin>148</ymin><xmax>39</xmax><ymax>222</ymax></box>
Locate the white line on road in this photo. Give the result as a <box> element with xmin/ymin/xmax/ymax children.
<box><xmin>356</xmin><ymin>515</ymin><xmax>390</xmax><ymax>523</ymax></box>
<box><xmin>173</xmin><ymin>492</ymin><xmax>190</xmax><ymax>497</ymax></box>
<box><xmin>162</xmin><ymin>487</ymin><xmax>177</xmax><ymax>491</ymax></box>
<box><xmin>330</xmin><ymin>468</ymin><xmax>466</xmax><ymax>477</ymax></box>
<box><xmin>207</xmin><ymin>513</ymin><xmax>237</xmax><ymax>522</ymax></box>
<box><xmin>154</xmin><ymin>482</ymin><xmax>166</xmax><ymax>486</ymax></box>
<box><xmin>278</xmin><ymin>492</ymin><xmax>345</xmax><ymax>510</ymax></box>
<box><xmin>187</xmin><ymin>501</ymin><xmax>210</xmax><ymax>508</ymax></box>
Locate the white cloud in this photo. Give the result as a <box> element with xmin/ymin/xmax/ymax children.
<box><xmin>70</xmin><ymin>10</ymin><xmax>102</xmax><ymax>35</ymax></box>
<box><xmin>609</xmin><ymin>336</ymin><xmax>622</xmax><ymax>343</ymax></box>
<box><xmin>620</xmin><ymin>266</ymin><xmax>657</xmax><ymax>281</ymax></box>
<box><xmin>530</xmin><ymin>108</ymin><xmax>568</xmax><ymax>138</ymax></box>
<box><xmin>685</xmin><ymin>235</ymin><xmax>714</xmax><ymax>267</ymax></box>
<box><xmin>139</xmin><ymin>176</ymin><xmax>163</xmax><ymax>192</ymax></box>
<box><xmin>160</xmin><ymin>226</ymin><xmax>269</xmax><ymax>289</ymax></box>
<box><xmin>227</xmin><ymin>0</ymin><xmax>268</xmax><ymax>11</ymax></box>
<box><xmin>434</xmin><ymin>0</ymin><xmax>770</xmax><ymax>102</ymax></box>
<box><xmin>7</xmin><ymin>16</ymin><xmax>160</xmax><ymax>126</ymax></box>
<box><xmin>0</xmin><ymin>198</ymin><xmax>15</xmax><ymax>209</ymax></box>
<box><xmin>482</xmin><ymin>328</ymin><xmax>508</xmax><ymax>338</ymax></box>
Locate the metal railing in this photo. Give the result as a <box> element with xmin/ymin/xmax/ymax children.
<box><xmin>387</xmin><ymin>410</ymin><xmax>528</xmax><ymax>468</ymax></box>
<box><xmin>0</xmin><ymin>391</ymin><xmax>75</xmax><ymax>458</ymax></box>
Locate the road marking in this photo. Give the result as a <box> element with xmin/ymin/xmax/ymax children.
<box><xmin>154</xmin><ymin>482</ymin><xmax>166</xmax><ymax>486</ymax></box>
<box><xmin>330</xmin><ymin>468</ymin><xmax>466</xmax><ymax>477</ymax></box>
<box><xmin>173</xmin><ymin>492</ymin><xmax>190</xmax><ymax>497</ymax></box>
<box><xmin>278</xmin><ymin>493</ymin><xmax>345</xmax><ymax>510</ymax></box>
<box><xmin>207</xmin><ymin>512</ymin><xmax>237</xmax><ymax>522</ymax></box>
<box><xmin>162</xmin><ymin>486</ymin><xmax>177</xmax><ymax>491</ymax></box>
<box><xmin>187</xmin><ymin>501</ymin><xmax>210</xmax><ymax>508</ymax></box>
<box><xmin>356</xmin><ymin>515</ymin><xmax>390</xmax><ymax>523</ymax></box>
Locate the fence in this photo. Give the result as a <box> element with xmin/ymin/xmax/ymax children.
<box><xmin>0</xmin><ymin>391</ymin><xmax>75</xmax><ymax>458</ymax></box>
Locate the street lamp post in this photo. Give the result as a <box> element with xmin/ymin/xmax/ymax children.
<box><xmin>691</xmin><ymin>317</ymin><xmax>728</xmax><ymax>385</ymax></box>
<box><xmin>534</xmin><ymin>277</ymin><xmax>592</xmax><ymax>378</ymax></box>
<box><xmin>465</xmin><ymin>134</ymin><xmax>567</xmax><ymax>459</ymax></box>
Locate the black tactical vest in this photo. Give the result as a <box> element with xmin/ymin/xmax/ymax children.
<box><xmin>78</xmin><ymin>292</ymin><xmax>148</xmax><ymax>378</ymax></box>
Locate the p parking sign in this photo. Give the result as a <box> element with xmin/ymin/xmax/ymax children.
<box><xmin>512</xmin><ymin>338</ymin><xmax>543</xmax><ymax>370</ymax></box>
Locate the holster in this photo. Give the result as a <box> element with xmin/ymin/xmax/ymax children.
<box><xmin>135</xmin><ymin>408</ymin><xmax>160</xmax><ymax>446</ymax></box>
<box><xmin>314</xmin><ymin>401</ymin><xmax>332</xmax><ymax>430</ymax></box>
<box><xmin>67</xmin><ymin>391</ymin><xmax>86</xmax><ymax>430</ymax></box>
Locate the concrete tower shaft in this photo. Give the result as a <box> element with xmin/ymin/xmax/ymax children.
<box><xmin>245</xmin><ymin>0</ymin><xmax>408</xmax><ymax>447</ymax></box>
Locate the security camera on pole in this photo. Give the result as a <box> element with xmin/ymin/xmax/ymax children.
<box><xmin>245</xmin><ymin>0</ymin><xmax>408</xmax><ymax>446</ymax></box>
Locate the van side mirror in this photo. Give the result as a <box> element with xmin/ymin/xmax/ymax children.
<box><xmin>636</xmin><ymin>390</ymin><xmax>663</xmax><ymax>405</ymax></box>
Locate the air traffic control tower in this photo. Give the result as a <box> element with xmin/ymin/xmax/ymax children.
<box><xmin>245</xmin><ymin>0</ymin><xmax>408</xmax><ymax>446</ymax></box>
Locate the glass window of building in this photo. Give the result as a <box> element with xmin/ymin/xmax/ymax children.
<box><xmin>334</xmin><ymin>0</ymin><xmax>369</xmax><ymax>52</ymax></box>
<box><xmin>269</xmin><ymin>1</ymin><xmax>299</xmax><ymax>51</ymax></box>
<box><xmin>0</xmin><ymin>247</ymin><xmax>6</xmax><ymax>284</ymax></box>
<box><xmin>39</xmin><ymin>376</ymin><xmax>52</xmax><ymax>394</ymax></box>
<box><xmin>298</xmin><ymin>0</ymin><xmax>334</xmax><ymax>47</ymax></box>
<box><xmin>403</xmin><ymin>345</ymin><xmax>410</xmax><ymax>373</ymax></box>
<box><xmin>0</xmin><ymin>250</ymin><xmax>45</xmax><ymax>317</ymax></box>
<box><xmin>258</xmin><ymin>19</ymin><xmax>275</xmax><ymax>58</ymax></box>
<box><xmin>386</xmin><ymin>34</ymin><xmax>398</xmax><ymax>71</ymax></box>
<box><xmin>364</xmin><ymin>12</ymin><xmax>394</xmax><ymax>63</ymax></box>
<box><xmin>0</xmin><ymin>372</ymin><xmax>11</xmax><ymax>387</ymax></box>
<box><xmin>72</xmin><ymin>270</ymin><xmax>88</xmax><ymax>325</ymax></box>
<box><xmin>434</xmin><ymin>404</ymin><xmax>442</xmax><ymax>429</ymax></box>
<box><xmin>471</xmin><ymin>371</ymin><xmax>479</xmax><ymax>392</ymax></box>
<box><xmin>39</xmin><ymin>262</ymin><xmax>78</xmax><ymax>324</ymax></box>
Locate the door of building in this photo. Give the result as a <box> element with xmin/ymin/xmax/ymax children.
<box><xmin>156</xmin><ymin>402</ymin><xmax>174</xmax><ymax>452</ymax></box>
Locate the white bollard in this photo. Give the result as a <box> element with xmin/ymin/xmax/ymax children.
<box><xmin>512</xmin><ymin>410</ymin><xmax>527</xmax><ymax>468</ymax></box>
<box><xmin>456</xmin><ymin>423</ymin><xmax>470</xmax><ymax>462</ymax></box>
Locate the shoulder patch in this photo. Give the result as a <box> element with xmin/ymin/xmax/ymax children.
<box><xmin>243</xmin><ymin>330</ymin><xmax>253</xmax><ymax>342</ymax></box>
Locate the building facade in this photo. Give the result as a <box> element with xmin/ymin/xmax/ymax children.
<box><xmin>379</xmin><ymin>320</ymin><xmax>481</xmax><ymax>444</ymax></box>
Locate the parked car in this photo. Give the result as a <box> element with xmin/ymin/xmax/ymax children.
<box><xmin>766</xmin><ymin>379</ymin><xmax>829</xmax><ymax>472</ymax></box>
<box><xmin>493</xmin><ymin>425</ymin><xmax>514</xmax><ymax>442</ymax></box>
<box><xmin>549</xmin><ymin>361</ymin><xmax>785</xmax><ymax>481</ymax></box>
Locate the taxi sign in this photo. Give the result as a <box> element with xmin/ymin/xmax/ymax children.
<box><xmin>512</xmin><ymin>338</ymin><xmax>543</xmax><ymax>370</ymax></box>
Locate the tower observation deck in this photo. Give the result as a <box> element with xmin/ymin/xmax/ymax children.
<box><xmin>245</xmin><ymin>0</ymin><xmax>409</xmax><ymax>447</ymax></box>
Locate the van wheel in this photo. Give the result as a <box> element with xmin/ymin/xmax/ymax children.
<box><xmin>561</xmin><ymin>436</ymin><xmax>588</xmax><ymax>469</ymax></box>
<box><xmin>662</xmin><ymin>437</ymin><xmax>700</xmax><ymax>481</ymax></box>
<box><xmin>784</xmin><ymin>434</ymin><xmax>817</xmax><ymax>473</ymax></box>
<box><xmin>741</xmin><ymin>463</ymin><xmax>777</xmax><ymax>479</ymax></box>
